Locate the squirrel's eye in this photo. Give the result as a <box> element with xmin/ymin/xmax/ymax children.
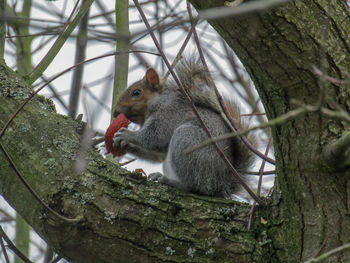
<box><xmin>132</xmin><ymin>89</ymin><xmax>142</xmax><ymax>97</ymax></box>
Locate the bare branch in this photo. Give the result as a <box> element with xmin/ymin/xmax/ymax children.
<box><xmin>248</xmin><ymin>136</ymin><xmax>272</xmax><ymax>231</ymax></box>
<box><xmin>0</xmin><ymin>143</ymin><xmax>82</xmax><ymax>223</ymax></box>
<box><xmin>304</xmin><ymin>243</ymin><xmax>350</xmax><ymax>263</ymax></box>
<box><xmin>0</xmin><ymin>235</ymin><xmax>10</xmax><ymax>263</ymax></box>
<box><xmin>0</xmin><ymin>226</ymin><xmax>33</xmax><ymax>263</ymax></box>
<box><xmin>69</xmin><ymin>0</ymin><xmax>91</xmax><ymax>118</ymax></box>
<box><xmin>185</xmin><ymin>107</ymin><xmax>307</xmax><ymax>154</ymax></box>
<box><xmin>198</xmin><ymin>0</ymin><xmax>290</xmax><ymax>20</ymax></box>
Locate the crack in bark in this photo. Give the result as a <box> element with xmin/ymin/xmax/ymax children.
<box><xmin>312</xmin><ymin>0</ymin><xmax>350</xmax><ymax>61</ymax></box>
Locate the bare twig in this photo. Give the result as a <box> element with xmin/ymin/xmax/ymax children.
<box><xmin>120</xmin><ymin>158</ymin><xmax>137</xmax><ymax>166</ymax></box>
<box><xmin>187</xmin><ymin>1</ymin><xmax>275</xmax><ymax>166</ymax></box>
<box><xmin>40</xmin><ymin>75</ymin><xmax>69</xmax><ymax>112</ymax></box>
<box><xmin>0</xmin><ymin>50</ymin><xmax>160</xmax><ymax>139</ymax></box>
<box><xmin>28</xmin><ymin>0</ymin><xmax>82</xmax><ymax>84</ymax></box>
<box><xmin>185</xmin><ymin>106</ymin><xmax>307</xmax><ymax>154</ymax></box>
<box><xmin>69</xmin><ymin>0</ymin><xmax>91</xmax><ymax>118</ymax></box>
<box><xmin>0</xmin><ymin>226</ymin><xmax>33</xmax><ymax>263</ymax></box>
<box><xmin>248</xmin><ymin>137</ymin><xmax>272</xmax><ymax>231</ymax></box>
<box><xmin>198</xmin><ymin>0</ymin><xmax>290</xmax><ymax>20</ymax></box>
<box><xmin>0</xmin><ymin>208</ymin><xmax>14</xmax><ymax>222</ymax></box>
<box><xmin>314</xmin><ymin>217</ymin><xmax>342</xmax><ymax>258</ymax></box>
<box><xmin>240</xmin><ymin>113</ymin><xmax>266</xmax><ymax>117</ymax></box>
<box><xmin>0</xmin><ymin>143</ymin><xmax>82</xmax><ymax>223</ymax></box>
<box><xmin>313</xmin><ymin>66</ymin><xmax>349</xmax><ymax>86</ymax></box>
<box><xmin>0</xmin><ymin>236</ymin><xmax>10</xmax><ymax>263</ymax></box>
<box><xmin>162</xmin><ymin>27</ymin><xmax>193</xmax><ymax>81</ymax></box>
<box><xmin>247</xmin><ymin>170</ymin><xmax>275</xmax><ymax>176</ymax></box>
<box><xmin>304</xmin><ymin>243</ymin><xmax>350</xmax><ymax>263</ymax></box>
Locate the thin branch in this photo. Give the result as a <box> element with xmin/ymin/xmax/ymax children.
<box><xmin>293</xmin><ymin>100</ymin><xmax>350</xmax><ymax>124</ymax></box>
<box><xmin>40</xmin><ymin>75</ymin><xmax>69</xmax><ymax>112</ymax></box>
<box><xmin>0</xmin><ymin>50</ymin><xmax>160</xmax><ymax>139</ymax></box>
<box><xmin>112</xmin><ymin>0</ymin><xmax>130</xmax><ymax>120</ymax></box>
<box><xmin>198</xmin><ymin>0</ymin><xmax>290</xmax><ymax>20</ymax></box>
<box><xmin>120</xmin><ymin>158</ymin><xmax>137</xmax><ymax>166</ymax></box>
<box><xmin>304</xmin><ymin>243</ymin><xmax>350</xmax><ymax>263</ymax></box>
<box><xmin>314</xmin><ymin>217</ymin><xmax>342</xmax><ymax>258</ymax></box>
<box><xmin>95</xmin><ymin>0</ymin><xmax>150</xmax><ymax>69</ymax></box>
<box><xmin>0</xmin><ymin>143</ymin><xmax>83</xmax><ymax>223</ymax></box>
<box><xmin>28</xmin><ymin>0</ymin><xmax>95</xmax><ymax>84</ymax></box>
<box><xmin>28</xmin><ymin>0</ymin><xmax>81</xmax><ymax>80</ymax></box>
<box><xmin>240</xmin><ymin>113</ymin><xmax>266</xmax><ymax>117</ymax></box>
<box><xmin>0</xmin><ymin>236</ymin><xmax>10</xmax><ymax>263</ymax></box>
<box><xmin>313</xmin><ymin>65</ymin><xmax>349</xmax><ymax>86</ymax></box>
<box><xmin>187</xmin><ymin>1</ymin><xmax>275</xmax><ymax>165</ymax></box>
<box><xmin>247</xmin><ymin>170</ymin><xmax>275</xmax><ymax>176</ymax></box>
<box><xmin>0</xmin><ymin>226</ymin><xmax>33</xmax><ymax>263</ymax></box>
<box><xmin>221</xmin><ymin>40</ymin><xmax>266</xmax><ymax>124</ymax></box>
<box><xmin>68</xmin><ymin>0</ymin><xmax>90</xmax><ymax>118</ymax></box>
<box><xmin>7</xmin><ymin>30</ymin><xmax>59</xmax><ymax>39</ymax></box>
<box><xmin>248</xmin><ymin>137</ymin><xmax>272</xmax><ymax>231</ymax></box>
<box><xmin>133</xmin><ymin>0</ymin><xmax>266</xmax><ymax>206</ymax></box>
<box><xmin>185</xmin><ymin>107</ymin><xmax>308</xmax><ymax>154</ymax></box>
<box><xmin>0</xmin><ymin>208</ymin><xmax>14</xmax><ymax>222</ymax></box>
<box><xmin>162</xmin><ymin>26</ymin><xmax>193</xmax><ymax>81</ymax></box>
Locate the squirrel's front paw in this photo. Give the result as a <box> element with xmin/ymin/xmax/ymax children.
<box><xmin>113</xmin><ymin>128</ymin><xmax>141</xmax><ymax>153</ymax></box>
<box><xmin>113</xmin><ymin>127</ymin><xmax>131</xmax><ymax>149</ymax></box>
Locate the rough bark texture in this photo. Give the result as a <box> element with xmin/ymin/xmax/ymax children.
<box><xmin>0</xmin><ymin>0</ymin><xmax>349</xmax><ymax>262</ymax></box>
<box><xmin>189</xmin><ymin>0</ymin><xmax>350</xmax><ymax>262</ymax></box>
<box><xmin>0</xmin><ymin>63</ymin><xmax>270</xmax><ymax>262</ymax></box>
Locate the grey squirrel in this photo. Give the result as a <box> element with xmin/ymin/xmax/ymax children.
<box><xmin>113</xmin><ymin>57</ymin><xmax>254</xmax><ymax>197</ymax></box>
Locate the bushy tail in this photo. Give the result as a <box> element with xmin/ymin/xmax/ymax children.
<box><xmin>171</xmin><ymin>56</ymin><xmax>256</xmax><ymax>175</ymax></box>
<box><xmin>224</xmin><ymin>100</ymin><xmax>256</xmax><ymax>175</ymax></box>
<box><xmin>169</xmin><ymin>56</ymin><xmax>222</xmax><ymax>113</ymax></box>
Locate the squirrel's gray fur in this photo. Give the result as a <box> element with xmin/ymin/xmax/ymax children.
<box><xmin>114</xmin><ymin>57</ymin><xmax>254</xmax><ymax>197</ymax></box>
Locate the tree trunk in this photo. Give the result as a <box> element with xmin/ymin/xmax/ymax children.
<box><xmin>0</xmin><ymin>0</ymin><xmax>350</xmax><ymax>263</ymax></box>
<box><xmin>190</xmin><ymin>0</ymin><xmax>350</xmax><ymax>262</ymax></box>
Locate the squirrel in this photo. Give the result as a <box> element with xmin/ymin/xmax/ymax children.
<box><xmin>113</xmin><ymin>57</ymin><xmax>254</xmax><ymax>197</ymax></box>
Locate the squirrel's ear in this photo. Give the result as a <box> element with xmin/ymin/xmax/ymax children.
<box><xmin>145</xmin><ymin>68</ymin><xmax>159</xmax><ymax>86</ymax></box>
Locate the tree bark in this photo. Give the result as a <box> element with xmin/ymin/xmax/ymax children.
<box><xmin>0</xmin><ymin>63</ymin><xmax>269</xmax><ymax>262</ymax></box>
<box><xmin>189</xmin><ymin>0</ymin><xmax>350</xmax><ymax>262</ymax></box>
<box><xmin>0</xmin><ymin>0</ymin><xmax>349</xmax><ymax>263</ymax></box>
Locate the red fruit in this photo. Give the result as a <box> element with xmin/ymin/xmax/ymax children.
<box><xmin>105</xmin><ymin>113</ymin><xmax>130</xmax><ymax>157</ymax></box>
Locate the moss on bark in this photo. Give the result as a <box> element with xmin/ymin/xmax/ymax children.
<box><xmin>0</xmin><ymin>62</ymin><xmax>272</xmax><ymax>262</ymax></box>
<box><xmin>189</xmin><ymin>1</ymin><xmax>350</xmax><ymax>262</ymax></box>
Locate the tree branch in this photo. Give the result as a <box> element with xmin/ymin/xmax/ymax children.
<box><xmin>0</xmin><ymin>61</ymin><xmax>265</xmax><ymax>263</ymax></box>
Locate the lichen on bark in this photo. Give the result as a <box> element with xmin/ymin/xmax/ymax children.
<box><xmin>0</xmin><ymin>61</ymin><xmax>269</xmax><ymax>262</ymax></box>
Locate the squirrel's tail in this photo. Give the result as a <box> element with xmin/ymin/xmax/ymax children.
<box><xmin>173</xmin><ymin>56</ymin><xmax>256</xmax><ymax>175</ymax></box>
<box><xmin>224</xmin><ymin>100</ymin><xmax>256</xmax><ymax>176</ymax></box>
<box><xmin>172</xmin><ymin>56</ymin><xmax>222</xmax><ymax>113</ymax></box>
